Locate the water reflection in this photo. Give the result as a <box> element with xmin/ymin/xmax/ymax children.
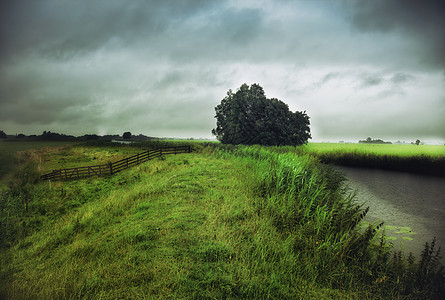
<box><xmin>338</xmin><ymin>167</ymin><xmax>445</xmax><ymax>259</ymax></box>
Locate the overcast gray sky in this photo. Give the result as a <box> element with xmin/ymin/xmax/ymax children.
<box><xmin>1</xmin><ymin>0</ymin><xmax>444</xmax><ymax>143</ymax></box>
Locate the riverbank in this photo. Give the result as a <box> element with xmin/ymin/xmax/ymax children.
<box><xmin>1</xmin><ymin>142</ymin><xmax>444</xmax><ymax>298</ymax></box>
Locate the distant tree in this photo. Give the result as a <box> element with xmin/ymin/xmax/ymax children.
<box><xmin>212</xmin><ymin>83</ymin><xmax>311</xmax><ymax>146</ymax></box>
<box><xmin>16</xmin><ymin>133</ymin><xmax>26</xmax><ymax>138</ymax></box>
<box><xmin>359</xmin><ymin>137</ymin><xmax>391</xmax><ymax>144</ymax></box>
<box><xmin>415</xmin><ymin>139</ymin><xmax>421</xmax><ymax>146</ymax></box>
<box><xmin>0</xmin><ymin>130</ymin><xmax>6</xmax><ymax>139</ymax></box>
<box><xmin>39</xmin><ymin>131</ymin><xmax>75</xmax><ymax>140</ymax></box>
<box><xmin>83</xmin><ymin>134</ymin><xmax>99</xmax><ymax>140</ymax></box>
<box><xmin>123</xmin><ymin>132</ymin><xmax>132</xmax><ymax>140</ymax></box>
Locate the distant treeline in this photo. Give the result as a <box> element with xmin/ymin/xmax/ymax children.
<box><xmin>0</xmin><ymin>130</ymin><xmax>157</xmax><ymax>141</ymax></box>
<box><xmin>359</xmin><ymin>137</ymin><xmax>392</xmax><ymax>144</ymax></box>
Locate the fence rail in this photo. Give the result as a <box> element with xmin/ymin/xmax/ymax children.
<box><xmin>40</xmin><ymin>146</ymin><xmax>192</xmax><ymax>181</ymax></box>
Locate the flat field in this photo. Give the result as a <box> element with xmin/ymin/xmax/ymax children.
<box><xmin>0</xmin><ymin>140</ymin><xmax>81</xmax><ymax>189</ymax></box>
<box><xmin>300</xmin><ymin>142</ymin><xmax>445</xmax><ymax>176</ymax></box>
<box><xmin>305</xmin><ymin>142</ymin><xmax>445</xmax><ymax>157</ymax></box>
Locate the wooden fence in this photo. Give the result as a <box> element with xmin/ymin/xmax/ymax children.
<box><xmin>40</xmin><ymin>146</ymin><xmax>192</xmax><ymax>181</ymax></box>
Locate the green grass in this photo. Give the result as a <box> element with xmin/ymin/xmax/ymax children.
<box><xmin>305</xmin><ymin>143</ymin><xmax>445</xmax><ymax>158</ymax></box>
<box><xmin>0</xmin><ymin>140</ymin><xmax>81</xmax><ymax>190</ymax></box>
<box><xmin>1</xmin><ymin>142</ymin><xmax>443</xmax><ymax>298</ymax></box>
<box><xmin>296</xmin><ymin>143</ymin><xmax>445</xmax><ymax>176</ymax></box>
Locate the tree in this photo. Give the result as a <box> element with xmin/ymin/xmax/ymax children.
<box><xmin>0</xmin><ymin>130</ymin><xmax>6</xmax><ymax>139</ymax></box>
<box><xmin>212</xmin><ymin>83</ymin><xmax>311</xmax><ymax>146</ymax></box>
<box><xmin>123</xmin><ymin>132</ymin><xmax>132</xmax><ymax>140</ymax></box>
<box><xmin>415</xmin><ymin>139</ymin><xmax>421</xmax><ymax>146</ymax></box>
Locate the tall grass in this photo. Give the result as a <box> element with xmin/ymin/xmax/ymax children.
<box><xmin>210</xmin><ymin>145</ymin><xmax>445</xmax><ymax>297</ymax></box>
<box><xmin>1</xmin><ymin>142</ymin><xmax>443</xmax><ymax>298</ymax></box>
<box><xmin>0</xmin><ymin>140</ymin><xmax>79</xmax><ymax>189</ymax></box>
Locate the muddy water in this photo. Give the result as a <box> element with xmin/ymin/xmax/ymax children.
<box><xmin>338</xmin><ymin>167</ymin><xmax>445</xmax><ymax>259</ymax></box>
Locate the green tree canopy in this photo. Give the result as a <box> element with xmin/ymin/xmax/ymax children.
<box><xmin>123</xmin><ymin>132</ymin><xmax>132</xmax><ymax>140</ymax></box>
<box><xmin>212</xmin><ymin>83</ymin><xmax>311</xmax><ymax>146</ymax></box>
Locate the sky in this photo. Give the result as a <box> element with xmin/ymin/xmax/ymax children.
<box><xmin>1</xmin><ymin>0</ymin><xmax>444</xmax><ymax>143</ymax></box>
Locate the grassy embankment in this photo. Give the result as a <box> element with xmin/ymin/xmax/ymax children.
<box><xmin>1</xmin><ymin>141</ymin><xmax>444</xmax><ymax>298</ymax></box>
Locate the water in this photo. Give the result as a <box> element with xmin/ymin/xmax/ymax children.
<box><xmin>111</xmin><ymin>140</ymin><xmax>135</xmax><ymax>144</ymax></box>
<box><xmin>338</xmin><ymin>167</ymin><xmax>445</xmax><ymax>259</ymax></box>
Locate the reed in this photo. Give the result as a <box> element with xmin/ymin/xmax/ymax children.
<box><xmin>211</xmin><ymin>145</ymin><xmax>444</xmax><ymax>296</ymax></box>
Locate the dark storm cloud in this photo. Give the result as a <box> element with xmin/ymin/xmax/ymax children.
<box><xmin>0</xmin><ymin>0</ymin><xmax>443</xmax><ymax>142</ymax></box>
<box><xmin>344</xmin><ymin>0</ymin><xmax>445</xmax><ymax>70</ymax></box>
<box><xmin>0</xmin><ymin>0</ymin><xmax>264</xmax><ymax>65</ymax></box>
<box><xmin>0</xmin><ymin>0</ymin><xmax>214</xmax><ymax>49</ymax></box>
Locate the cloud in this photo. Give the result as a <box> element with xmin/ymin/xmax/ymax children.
<box><xmin>391</xmin><ymin>73</ymin><xmax>415</xmax><ymax>85</ymax></box>
<box><xmin>1</xmin><ymin>1</ymin><xmax>215</xmax><ymax>66</ymax></box>
<box><xmin>344</xmin><ymin>0</ymin><xmax>445</xmax><ymax>70</ymax></box>
<box><xmin>321</xmin><ymin>72</ymin><xmax>341</xmax><ymax>84</ymax></box>
<box><xmin>359</xmin><ymin>73</ymin><xmax>384</xmax><ymax>88</ymax></box>
<box><xmin>0</xmin><ymin>0</ymin><xmax>444</xmax><ymax>142</ymax></box>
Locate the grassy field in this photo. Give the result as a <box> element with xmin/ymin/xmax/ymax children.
<box><xmin>301</xmin><ymin>143</ymin><xmax>445</xmax><ymax>177</ymax></box>
<box><xmin>305</xmin><ymin>143</ymin><xmax>445</xmax><ymax>157</ymax></box>
<box><xmin>0</xmin><ymin>139</ymin><xmax>198</xmax><ymax>189</ymax></box>
<box><xmin>0</xmin><ymin>140</ymin><xmax>82</xmax><ymax>190</ymax></box>
<box><xmin>1</xmin><ymin>141</ymin><xmax>444</xmax><ymax>298</ymax></box>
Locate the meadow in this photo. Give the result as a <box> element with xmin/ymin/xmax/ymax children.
<box><xmin>0</xmin><ymin>140</ymin><xmax>82</xmax><ymax>190</ymax></box>
<box><xmin>306</xmin><ymin>142</ymin><xmax>445</xmax><ymax>157</ymax></box>
<box><xmin>0</xmin><ymin>141</ymin><xmax>444</xmax><ymax>299</ymax></box>
<box><xmin>304</xmin><ymin>143</ymin><xmax>445</xmax><ymax>177</ymax></box>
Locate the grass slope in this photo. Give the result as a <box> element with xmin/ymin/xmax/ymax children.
<box><xmin>1</xmin><ymin>143</ymin><xmax>444</xmax><ymax>299</ymax></box>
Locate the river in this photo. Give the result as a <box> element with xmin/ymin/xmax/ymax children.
<box><xmin>338</xmin><ymin>167</ymin><xmax>445</xmax><ymax>260</ymax></box>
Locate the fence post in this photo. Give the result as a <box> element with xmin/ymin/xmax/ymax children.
<box><xmin>40</xmin><ymin>146</ymin><xmax>194</xmax><ymax>181</ymax></box>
